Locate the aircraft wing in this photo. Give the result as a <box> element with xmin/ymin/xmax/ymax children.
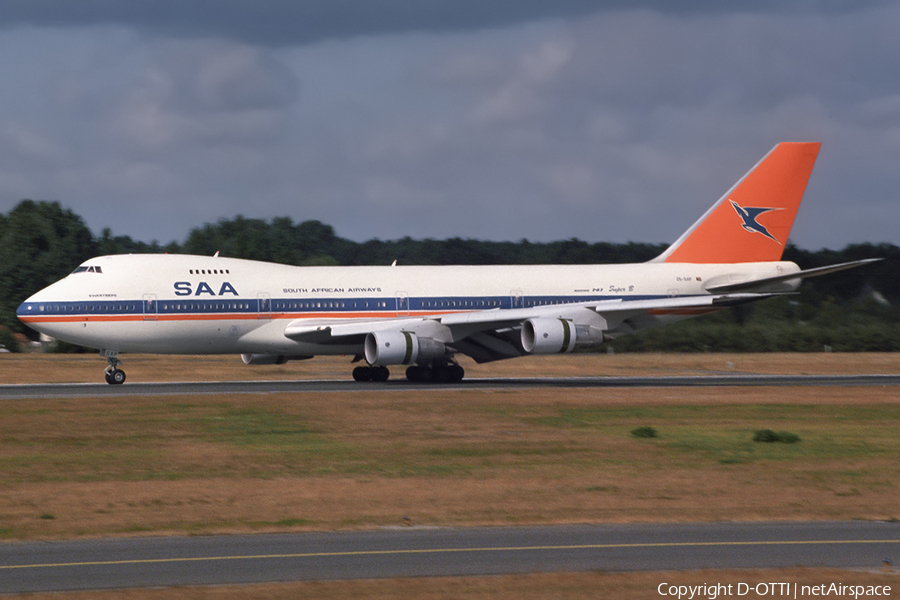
<box><xmin>283</xmin><ymin>292</ymin><xmax>773</xmax><ymax>363</ymax></box>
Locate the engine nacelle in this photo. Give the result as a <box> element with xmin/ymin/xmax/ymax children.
<box><xmin>241</xmin><ymin>354</ymin><xmax>307</xmax><ymax>365</ymax></box>
<box><xmin>364</xmin><ymin>331</ymin><xmax>446</xmax><ymax>366</ymax></box>
<box><xmin>521</xmin><ymin>318</ymin><xmax>577</xmax><ymax>354</ymax></box>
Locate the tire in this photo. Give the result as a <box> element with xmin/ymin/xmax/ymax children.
<box><xmin>433</xmin><ymin>366</ymin><xmax>452</xmax><ymax>383</ymax></box>
<box><xmin>352</xmin><ymin>366</ymin><xmax>372</xmax><ymax>382</ymax></box>
<box><xmin>406</xmin><ymin>365</ymin><xmax>426</xmax><ymax>382</ymax></box>
<box><xmin>448</xmin><ymin>365</ymin><xmax>465</xmax><ymax>382</ymax></box>
<box><xmin>372</xmin><ymin>366</ymin><xmax>390</xmax><ymax>382</ymax></box>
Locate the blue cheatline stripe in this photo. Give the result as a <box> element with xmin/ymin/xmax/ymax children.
<box><xmin>18</xmin><ymin>294</ymin><xmax>672</xmax><ymax>319</ymax></box>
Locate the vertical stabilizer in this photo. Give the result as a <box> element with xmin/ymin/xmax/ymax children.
<box><xmin>652</xmin><ymin>142</ymin><xmax>820</xmax><ymax>264</ymax></box>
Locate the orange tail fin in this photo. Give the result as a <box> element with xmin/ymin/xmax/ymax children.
<box><xmin>653</xmin><ymin>142</ymin><xmax>820</xmax><ymax>264</ymax></box>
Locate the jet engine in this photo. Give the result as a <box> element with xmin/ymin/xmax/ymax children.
<box><xmin>521</xmin><ymin>317</ymin><xmax>608</xmax><ymax>354</ymax></box>
<box><xmin>521</xmin><ymin>318</ymin><xmax>577</xmax><ymax>354</ymax></box>
<box><xmin>364</xmin><ymin>331</ymin><xmax>446</xmax><ymax>366</ymax></box>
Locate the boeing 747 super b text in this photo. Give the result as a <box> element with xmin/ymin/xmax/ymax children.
<box><xmin>17</xmin><ymin>143</ymin><xmax>877</xmax><ymax>384</ymax></box>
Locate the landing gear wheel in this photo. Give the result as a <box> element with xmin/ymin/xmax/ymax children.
<box><xmin>102</xmin><ymin>351</ymin><xmax>126</xmax><ymax>385</ymax></box>
<box><xmin>105</xmin><ymin>368</ymin><xmax>126</xmax><ymax>385</ymax></box>
<box><xmin>433</xmin><ymin>365</ymin><xmax>452</xmax><ymax>383</ymax></box>
<box><xmin>353</xmin><ymin>366</ymin><xmax>390</xmax><ymax>382</ymax></box>
<box><xmin>405</xmin><ymin>365</ymin><xmax>430</xmax><ymax>382</ymax></box>
<box><xmin>372</xmin><ymin>366</ymin><xmax>390</xmax><ymax>382</ymax></box>
<box><xmin>406</xmin><ymin>363</ymin><xmax>464</xmax><ymax>383</ymax></box>
<box><xmin>448</xmin><ymin>364</ymin><xmax>465</xmax><ymax>382</ymax></box>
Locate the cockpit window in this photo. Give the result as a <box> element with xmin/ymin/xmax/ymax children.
<box><xmin>71</xmin><ymin>265</ymin><xmax>103</xmax><ymax>274</ymax></box>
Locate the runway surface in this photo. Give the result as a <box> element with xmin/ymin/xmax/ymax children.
<box><xmin>1</xmin><ymin>521</ymin><xmax>897</xmax><ymax>593</ymax></box>
<box><xmin>2</xmin><ymin>373</ymin><xmax>900</xmax><ymax>399</ymax></box>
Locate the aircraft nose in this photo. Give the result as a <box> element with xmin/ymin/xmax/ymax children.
<box><xmin>16</xmin><ymin>285</ymin><xmax>52</xmax><ymax>330</ymax></box>
<box><xmin>17</xmin><ymin>297</ymin><xmax>40</xmax><ymax>327</ymax></box>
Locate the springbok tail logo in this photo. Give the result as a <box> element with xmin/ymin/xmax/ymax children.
<box><xmin>729</xmin><ymin>200</ymin><xmax>782</xmax><ymax>243</ymax></box>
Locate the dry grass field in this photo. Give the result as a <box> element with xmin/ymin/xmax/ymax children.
<box><xmin>1</xmin><ymin>352</ymin><xmax>898</xmax><ymax>598</ymax></box>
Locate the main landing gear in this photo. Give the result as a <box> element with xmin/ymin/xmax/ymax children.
<box><xmin>351</xmin><ymin>361</ymin><xmax>465</xmax><ymax>383</ymax></box>
<box><xmin>405</xmin><ymin>363</ymin><xmax>465</xmax><ymax>383</ymax></box>
<box><xmin>352</xmin><ymin>365</ymin><xmax>390</xmax><ymax>382</ymax></box>
<box><xmin>102</xmin><ymin>351</ymin><xmax>126</xmax><ymax>385</ymax></box>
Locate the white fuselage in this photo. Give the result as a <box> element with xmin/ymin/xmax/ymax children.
<box><xmin>17</xmin><ymin>254</ymin><xmax>800</xmax><ymax>357</ymax></box>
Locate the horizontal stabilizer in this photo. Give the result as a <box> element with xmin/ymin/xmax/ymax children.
<box><xmin>704</xmin><ymin>258</ymin><xmax>882</xmax><ymax>294</ymax></box>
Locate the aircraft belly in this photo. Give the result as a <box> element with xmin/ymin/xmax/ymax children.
<box><xmin>125</xmin><ymin>319</ymin><xmax>252</xmax><ymax>353</ymax></box>
<box><xmin>38</xmin><ymin>319</ymin><xmax>236</xmax><ymax>354</ymax></box>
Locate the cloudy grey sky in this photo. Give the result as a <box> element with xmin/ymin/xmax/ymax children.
<box><xmin>1</xmin><ymin>1</ymin><xmax>898</xmax><ymax>250</ymax></box>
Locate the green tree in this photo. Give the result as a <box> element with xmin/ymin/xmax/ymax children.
<box><xmin>0</xmin><ymin>200</ymin><xmax>98</xmax><ymax>333</ymax></box>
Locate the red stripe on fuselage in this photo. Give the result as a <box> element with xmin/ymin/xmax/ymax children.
<box><xmin>18</xmin><ymin>310</ymin><xmax>466</xmax><ymax>324</ymax></box>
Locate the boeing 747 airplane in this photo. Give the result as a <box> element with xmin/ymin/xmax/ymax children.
<box><xmin>17</xmin><ymin>143</ymin><xmax>877</xmax><ymax>384</ymax></box>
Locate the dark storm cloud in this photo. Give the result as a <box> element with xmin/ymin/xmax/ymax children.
<box><xmin>0</xmin><ymin>0</ymin><xmax>891</xmax><ymax>46</ymax></box>
<box><xmin>2</xmin><ymin>1</ymin><xmax>899</xmax><ymax>248</ymax></box>
<box><xmin>148</xmin><ymin>42</ymin><xmax>300</xmax><ymax>114</ymax></box>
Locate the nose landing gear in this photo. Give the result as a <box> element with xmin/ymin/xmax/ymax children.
<box><xmin>105</xmin><ymin>368</ymin><xmax>126</xmax><ymax>385</ymax></box>
<box><xmin>102</xmin><ymin>350</ymin><xmax>126</xmax><ymax>385</ymax></box>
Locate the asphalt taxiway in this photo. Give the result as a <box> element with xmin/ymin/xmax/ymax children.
<box><xmin>2</xmin><ymin>373</ymin><xmax>900</xmax><ymax>399</ymax></box>
<box><xmin>1</xmin><ymin>521</ymin><xmax>898</xmax><ymax>593</ymax></box>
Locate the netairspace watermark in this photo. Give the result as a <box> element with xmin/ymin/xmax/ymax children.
<box><xmin>657</xmin><ymin>582</ymin><xmax>892</xmax><ymax>599</ymax></box>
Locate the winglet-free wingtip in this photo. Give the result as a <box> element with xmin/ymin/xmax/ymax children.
<box><xmin>653</xmin><ymin>142</ymin><xmax>821</xmax><ymax>264</ymax></box>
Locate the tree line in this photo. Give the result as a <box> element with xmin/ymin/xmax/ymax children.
<box><xmin>1</xmin><ymin>199</ymin><xmax>897</xmax><ymax>352</ymax></box>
